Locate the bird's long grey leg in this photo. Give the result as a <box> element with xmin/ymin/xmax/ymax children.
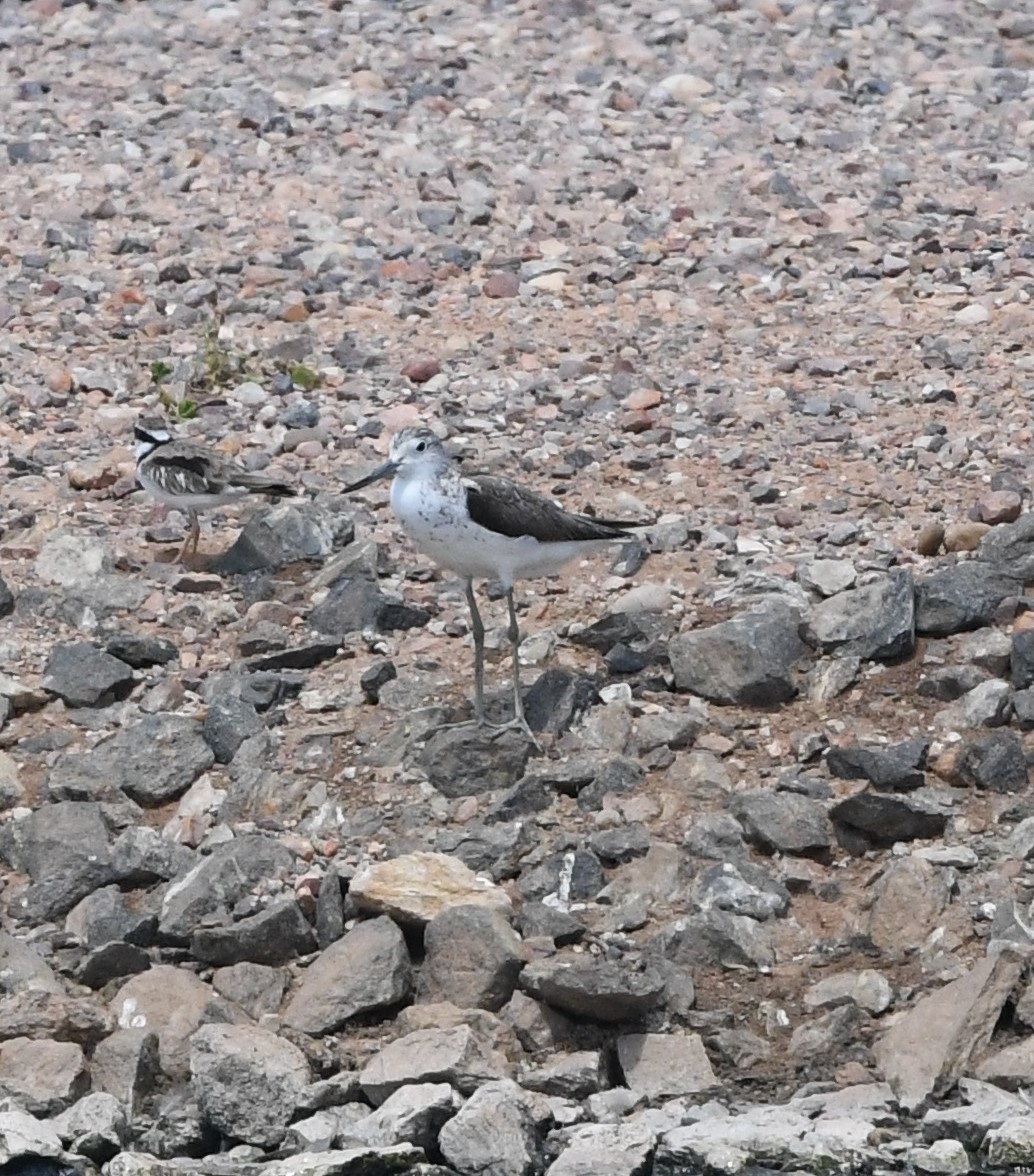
<box><xmin>465</xmin><ymin>579</ymin><xmax>486</xmax><ymax>725</ymax></box>
<box><xmin>505</xmin><ymin>587</ymin><xmax>523</xmax><ymax>726</ymax></box>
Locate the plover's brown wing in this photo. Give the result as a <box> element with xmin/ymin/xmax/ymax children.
<box><xmin>464</xmin><ymin>475</ymin><xmax>635</xmax><ymax>543</ymax></box>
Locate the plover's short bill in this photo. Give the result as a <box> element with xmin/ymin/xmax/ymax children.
<box><xmin>343</xmin><ymin>425</ymin><xmax>642</xmax><ymax>741</ymax></box>
<box><xmin>134</xmin><ymin>417</ymin><xmax>296</xmax><ymax>562</ymax></box>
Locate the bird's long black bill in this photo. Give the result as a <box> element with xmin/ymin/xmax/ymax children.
<box><xmin>342</xmin><ymin>459</ymin><xmax>397</xmax><ymax>493</ymax></box>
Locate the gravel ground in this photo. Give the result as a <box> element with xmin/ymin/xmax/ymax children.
<box><xmin>4</xmin><ymin>0</ymin><xmax>1034</xmax><ymax>1172</ymax></box>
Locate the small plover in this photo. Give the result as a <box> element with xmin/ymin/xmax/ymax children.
<box><xmin>134</xmin><ymin>417</ymin><xmax>296</xmax><ymax>562</ymax></box>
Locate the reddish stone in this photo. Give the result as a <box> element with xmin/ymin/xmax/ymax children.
<box><xmin>402</xmin><ymin>357</ymin><xmax>441</xmax><ymax>384</ymax></box>
<box><xmin>483</xmin><ymin>271</ymin><xmax>520</xmax><ymax>299</ymax></box>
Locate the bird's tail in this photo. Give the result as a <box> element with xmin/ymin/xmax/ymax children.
<box><xmin>238</xmin><ymin>472</ymin><xmax>297</xmax><ymax>497</ymax></box>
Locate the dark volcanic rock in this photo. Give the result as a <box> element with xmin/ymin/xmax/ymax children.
<box><xmin>46</xmin><ymin>714</ymin><xmax>214</xmax><ymax>805</ymax></box>
<box><xmin>417</xmin><ymin>726</ymin><xmax>535</xmax><ymax>797</ymax></box>
<box><xmin>522</xmin><ymin>668</ymin><xmax>598</xmax><ymax>736</ymax></box>
<box><xmin>731</xmin><ymin>792</ymin><xmax>834</xmax><ymax>857</ymax></box>
<box><xmin>190</xmin><ymin>897</ymin><xmax>317</xmax><ymax>966</ymax></box>
<box><xmin>955</xmin><ymin>732</ymin><xmax>1029</xmax><ymax>793</ymax></box>
<box><xmin>669</xmin><ymin>603</ymin><xmax>807</xmax><ymax>705</ymax></box>
<box><xmin>519</xmin><ymin>957</ymin><xmax>666</xmax><ymax>1021</ymax></box>
<box><xmin>1010</xmin><ymin>628</ymin><xmax>1034</xmax><ymax>689</ymax></box>
<box><xmin>825</xmin><ymin>739</ymin><xmax>928</xmax><ymax>791</ymax></box>
<box><xmin>202</xmin><ymin>694</ymin><xmax>264</xmax><ymax>764</ymax></box>
<box><xmin>830</xmin><ymin>789</ymin><xmax>951</xmax><ymax>849</ymax></box>
<box><xmin>0</xmin><ymin>574</ymin><xmax>14</xmax><ymax>618</ymax></box>
<box><xmin>0</xmin><ymin>801</ymin><xmax>116</xmax><ymax>921</ymax></box>
<box><xmin>978</xmin><ymin>512</ymin><xmax>1034</xmax><ymax>581</ymax></box>
<box><xmin>802</xmin><ymin>569</ymin><xmax>915</xmax><ymax>661</ymax></box>
<box><xmin>309</xmin><ymin>576</ymin><xmax>430</xmax><ymax>636</ymax></box>
<box><xmin>417</xmin><ymin>904</ymin><xmax>523</xmax><ymax>1011</ymax></box>
<box><xmin>158</xmin><ymin>835</ymin><xmax>296</xmax><ymax>941</ymax></box>
<box><xmin>42</xmin><ymin>643</ymin><xmax>135</xmax><ymax>708</ymax></box>
<box><xmin>104</xmin><ymin>632</ymin><xmax>179</xmax><ymax>668</ymax></box>
<box><xmin>207</xmin><ymin>501</ymin><xmax>352</xmax><ymax>575</ymax></box>
<box><xmin>915</xmin><ymin>564</ymin><xmax>1022</xmax><ymax>636</ymax></box>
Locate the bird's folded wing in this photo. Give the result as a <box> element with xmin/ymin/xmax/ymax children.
<box><xmin>465</xmin><ymin>475</ymin><xmax>635</xmax><ymax>543</ymax></box>
<box><xmin>143</xmin><ymin>452</ymin><xmax>220</xmax><ymax>496</ymax></box>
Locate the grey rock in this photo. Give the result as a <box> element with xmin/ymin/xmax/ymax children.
<box><xmin>693</xmin><ymin>861</ymin><xmax>789</xmax><ymax>922</ymax></box>
<box><xmin>655</xmin><ymin>1103</ymin><xmax>877</xmax><ymax>1175</ymax></box>
<box><xmin>111</xmin><ymin>825</ymin><xmax>195</xmax><ymax>887</ymax></box>
<box><xmin>520</xmin><ymin>1050</ymin><xmax>604</xmax><ymax>1099</ymax></box>
<box><xmin>439</xmin><ymin>1079</ymin><xmax>540</xmax><ymax>1176</ymax></box>
<box><xmin>158</xmin><ymin>834</ymin><xmax>295</xmax><ymax>940</ymax></box>
<box><xmin>0</xmin><ymin>987</ymin><xmax>113</xmax><ymax>1045</ymax></box>
<box><xmin>830</xmin><ymin>788</ymin><xmax>951</xmax><ymax>848</ymax></box>
<box><xmin>0</xmin><ymin>930</ymin><xmax>62</xmax><ymax>992</ymax></box>
<box><xmin>958</xmin><ymin>627</ymin><xmax>1012</xmax><ymax>675</ymax></box>
<box><xmin>202</xmin><ymin>694</ymin><xmax>263</xmax><ymax>764</ymax></box>
<box><xmin>109</xmin><ymin>965</ymin><xmax>215</xmax><ymax>1079</ymax></box>
<box><xmin>89</xmin><ymin>1027</ymin><xmax>161</xmax><ymax>1110</ymax></box>
<box><xmin>935</xmin><ymin>678</ymin><xmax>1013</xmax><ymax>728</ymax></box>
<box><xmin>309</xmin><ymin>575</ymin><xmax>430</xmax><ymax>636</ymax></box>
<box><xmin>669</xmin><ymin>602</ymin><xmax>807</xmax><ymax>705</ymax></box>
<box><xmin>922</xmin><ymin>1077</ymin><xmax>1031</xmax><ymax>1148</ymax></box>
<box><xmin>0</xmin><ymin>1108</ymin><xmax>66</xmax><ymax>1164</ymax></box>
<box><xmin>802</xmin><ymin>569</ymin><xmax>915</xmax><ymax>661</ymax></box>
<box><xmin>78</xmin><ymin>942</ymin><xmax>151</xmax><ymax>990</ymax></box>
<box><xmin>807</xmin><ymin>654</ymin><xmax>861</xmax><ymax>702</ymax></box>
<box><xmin>417</xmin><ymin>726</ymin><xmax>535</xmax><ymax>797</ymax></box>
<box><xmin>790</xmin><ymin>1005</ymin><xmax>870</xmax><ymax>1065</ymax></box>
<box><xmin>616</xmin><ymin>1033</ymin><xmax>717</xmax><ymax>1098</ymax></box>
<box><xmin>0</xmin><ymin>574</ymin><xmax>13</xmax><ymax>619</ymax></box>
<box><xmin>0</xmin><ymin>801</ymin><xmax>116</xmax><ymax>921</ymax></box>
<box><xmin>546</xmin><ymin>1121</ymin><xmax>657</xmax><ymax>1176</ymax></box>
<box><xmin>955</xmin><ymin>731</ymin><xmax>1029</xmax><ymax>792</ymax></box>
<box><xmin>519</xmin><ymin>957</ymin><xmax>665</xmax><ymax>1022</ymax></box>
<box><xmin>42</xmin><ymin>643</ymin><xmax>135</xmax><ymax>708</ymax></box>
<box><xmin>522</xmin><ymin>668</ymin><xmax>598</xmax><ymax>736</ymax></box>
<box><xmin>589</xmin><ymin>824</ymin><xmax>651</xmax><ymax>866</ymax></box>
<box><xmin>798</xmin><ymin>558</ymin><xmax>856</xmax><ymax>597</ymax></box>
<box><xmin>417</xmin><ymin>904</ymin><xmax>523</xmax><ymax>1012</ymax></box>
<box><xmin>359</xmin><ymin>1024</ymin><xmax>511</xmax><ymax>1105</ymax></box>
<box><xmin>347</xmin><ymin>1082</ymin><xmax>459</xmax><ymax>1150</ymax></box>
<box><xmin>632</xmin><ymin>707</ymin><xmax>707</xmax><ymax>754</ymax></box>
<box><xmin>652</xmin><ymin>909</ymin><xmax>776</xmax><ymax>971</ymax></box>
<box><xmin>874</xmin><ymin>950</ymin><xmax>1025</xmax><ymax>1112</ymax></box>
<box><xmin>104</xmin><ymin>632</ymin><xmax>178</xmax><ymax>669</ymax></box>
<box><xmin>315</xmin><ymin>869</ymin><xmax>345</xmax><ymax>948</ymax></box>
<box><xmin>190</xmin><ymin>896</ymin><xmax>317</xmax><ymax>967</ymax></box>
<box><xmin>917</xmin><ymin>664</ymin><xmax>989</xmax><ymax>701</ymax></box>
<box><xmin>517</xmin><ymin>850</ymin><xmax>603</xmax><ymax>904</ymax></box>
<box><xmin>977</xmin><ymin>512</ymin><xmax>1034</xmax><ymax>580</ymax></box>
<box><xmin>52</xmin><ymin>1092</ymin><xmax>127</xmax><ymax>1162</ymax></box>
<box><xmin>259</xmin><ymin>1145</ymin><xmax>426</xmax><ymax>1176</ymax></box>
<box><xmin>0</xmin><ymin>1038</ymin><xmax>88</xmax><ymax>1115</ymax></box>
<box><xmin>46</xmin><ymin>714</ymin><xmax>214</xmax><ymax>805</ymax></box>
<box><xmin>517</xmin><ymin>902</ymin><xmax>585</xmax><ymax>946</ymax></box>
<box><xmin>190</xmin><ymin>1023</ymin><xmax>310</xmax><ymax>1147</ymax></box>
<box><xmin>284</xmin><ymin>916</ymin><xmax>411</xmax><ymax>1033</ymax></box>
<box><xmin>1011</xmin><ymin>627</ymin><xmax>1034</xmax><ymax>688</ymax></box>
<box><xmin>1012</xmin><ymin>687</ymin><xmax>1034</xmax><ymax>728</ymax></box>
<box><xmin>915</xmin><ymin>564</ymin><xmax>1021</xmax><ymax>636</ymax></box>
<box><xmin>825</xmin><ymin>739</ymin><xmax>928</xmax><ymax>791</ymax></box>
<box><xmin>212</xmin><ymin>962</ymin><xmax>289</xmax><ymax>1020</ymax></box>
<box><xmin>804</xmin><ymin>969</ymin><xmax>893</xmax><ymax>1015</ymax></box>
<box><xmin>731</xmin><ymin>791</ymin><xmax>833</xmax><ymax>856</ymax></box>
<box><xmin>208</xmin><ymin>500</ymin><xmax>353</xmax><ymax>575</ymax></box>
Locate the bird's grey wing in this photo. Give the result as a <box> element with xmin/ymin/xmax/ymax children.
<box><xmin>465</xmin><ymin>475</ymin><xmax>633</xmax><ymax>542</ymax></box>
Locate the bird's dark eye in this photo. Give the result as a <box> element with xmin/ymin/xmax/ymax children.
<box><xmin>415</xmin><ymin>440</ymin><xmax>427</xmax><ymax>452</ymax></box>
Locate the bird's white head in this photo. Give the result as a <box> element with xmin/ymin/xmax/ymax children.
<box><xmin>134</xmin><ymin>418</ymin><xmax>173</xmax><ymax>461</ymax></box>
<box><xmin>343</xmin><ymin>425</ymin><xmax>450</xmax><ymax>492</ymax></box>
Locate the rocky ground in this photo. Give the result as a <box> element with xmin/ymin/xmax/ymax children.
<box><xmin>3</xmin><ymin>0</ymin><xmax>1034</xmax><ymax>1173</ymax></box>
